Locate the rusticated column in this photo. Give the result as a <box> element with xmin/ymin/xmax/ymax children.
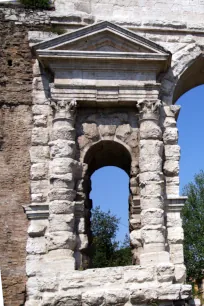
<box><xmin>137</xmin><ymin>99</ymin><xmax>169</xmax><ymax>265</ymax></box>
<box><xmin>47</xmin><ymin>98</ymin><xmax>79</xmax><ymax>270</ymax></box>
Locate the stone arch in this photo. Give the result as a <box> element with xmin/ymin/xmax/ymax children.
<box><xmin>160</xmin><ymin>44</ymin><xmax>202</xmax><ymax>104</ymax></box>
<box><xmin>173</xmin><ymin>54</ymin><xmax>204</xmax><ymax>103</ymax></box>
<box><xmin>84</xmin><ymin>140</ymin><xmax>132</xmax><ymax>176</ymax></box>
<box><xmin>75</xmin><ymin>139</ymin><xmax>139</xmax><ymax>270</ymax></box>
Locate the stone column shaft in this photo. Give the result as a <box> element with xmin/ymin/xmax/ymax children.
<box><xmin>47</xmin><ymin>98</ymin><xmax>78</xmax><ymax>269</ymax></box>
<box><xmin>138</xmin><ymin>100</ymin><xmax>169</xmax><ymax>265</ymax></box>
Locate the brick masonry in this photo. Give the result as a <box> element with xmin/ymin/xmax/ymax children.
<box><xmin>0</xmin><ymin>15</ymin><xmax>51</xmax><ymax>306</ymax></box>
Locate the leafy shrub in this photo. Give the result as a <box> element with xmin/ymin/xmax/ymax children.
<box><xmin>20</xmin><ymin>0</ymin><xmax>51</xmax><ymax>9</ymax></box>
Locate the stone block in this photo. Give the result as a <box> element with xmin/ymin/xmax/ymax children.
<box><xmin>105</xmin><ymin>289</ymin><xmax>129</xmax><ymax>305</ymax></box>
<box><xmin>130</xmin><ymin>286</ymin><xmax>157</xmax><ymax>303</ymax></box>
<box><xmin>115</xmin><ymin>124</ymin><xmax>131</xmax><ymax>140</ymax></box>
<box><xmin>140</xmin><ymin>139</ymin><xmax>163</xmax><ymax>157</ymax></box>
<box><xmin>49</xmin><ymin>140</ymin><xmax>76</xmax><ymax>158</ymax></box>
<box><xmin>167</xmin><ymin>212</ymin><xmax>182</xmax><ymax>228</ymax></box>
<box><xmin>49</xmin><ymin>200</ymin><xmax>75</xmax><ymax>214</ymax></box>
<box><xmin>140</xmin><ymin>196</ymin><xmax>164</xmax><ymax>210</ymax></box>
<box><xmin>25</xmin><ymin>300</ymin><xmax>40</xmax><ymax>306</ymax></box>
<box><xmin>31</xmin><ymin>180</ymin><xmax>48</xmax><ymax>195</ymax></box>
<box><xmin>30</xmin><ymin>146</ymin><xmax>50</xmax><ymax>163</ymax></box>
<box><xmin>26</xmin><ymin>237</ymin><xmax>47</xmax><ymax>255</ymax></box>
<box><xmin>166</xmin><ymin>184</ymin><xmax>180</xmax><ymax>196</ymax></box>
<box><xmin>47</xmin><ymin>231</ymin><xmax>76</xmax><ymax>251</ymax></box>
<box><xmin>77</xmin><ymin>234</ymin><xmax>89</xmax><ymax>250</ymax></box>
<box><xmin>157</xmin><ymin>284</ymin><xmax>181</xmax><ymax>300</ymax></box>
<box><xmin>164</xmin><ymin>145</ymin><xmax>180</xmax><ymax>160</ymax></box>
<box><xmin>180</xmin><ymin>284</ymin><xmax>192</xmax><ymax>299</ymax></box>
<box><xmin>164</xmin><ymin>160</ymin><xmax>179</xmax><ymax>176</ymax></box>
<box><xmin>82</xmin><ymin>291</ymin><xmax>105</xmax><ymax>306</ymax></box>
<box><xmin>32</xmin><ymin>127</ymin><xmax>49</xmax><ymax>145</ymax></box>
<box><xmin>130</xmin><ymin>229</ymin><xmax>142</xmax><ymax>247</ymax></box>
<box><xmin>139</xmin><ymin>172</ymin><xmax>163</xmax><ymax>182</ymax></box>
<box><xmin>49</xmin><ymin>188</ymin><xmax>76</xmax><ymax>201</ymax></box>
<box><xmin>174</xmin><ymin>264</ymin><xmax>186</xmax><ymax>283</ymax></box>
<box><xmin>139</xmin><ymin>155</ymin><xmax>162</xmax><ymax>173</ymax></box>
<box><xmin>26</xmin><ymin>277</ymin><xmax>39</xmax><ymax>299</ymax></box>
<box><xmin>51</xmin><ymin>126</ymin><xmax>76</xmax><ymax>141</ymax></box>
<box><xmin>141</xmin><ymin>225</ymin><xmax>165</xmax><ymax>244</ymax></box>
<box><xmin>140</xmin><ymin>251</ymin><xmax>170</xmax><ymax>265</ymax></box>
<box><xmin>140</xmin><ymin>121</ymin><xmax>162</xmax><ymax>140</ymax></box>
<box><xmin>140</xmin><ymin>182</ymin><xmax>163</xmax><ymax>197</ymax></box>
<box><xmin>157</xmin><ymin>264</ymin><xmax>174</xmax><ymax>283</ymax></box>
<box><xmin>163</xmin><ymin>117</ymin><xmax>176</xmax><ymax>128</ymax></box>
<box><xmin>78</xmin><ymin>217</ymin><xmax>85</xmax><ymax>233</ymax></box>
<box><xmin>31</xmin><ymin>162</ymin><xmax>48</xmax><ymax>180</ymax></box>
<box><xmin>28</xmin><ymin>220</ymin><xmax>48</xmax><ymax>237</ymax></box>
<box><xmin>82</xmin><ymin>123</ymin><xmax>100</xmax><ymax>141</ymax></box>
<box><xmin>168</xmin><ymin>227</ymin><xmax>184</xmax><ymax>243</ymax></box>
<box><xmin>26</xmin><ymin>255</ymin><xmax>42</xmax><ymax>277</ymax></box>
<box><xmin>169</xmin><ymin>244</ymin><xmax>184</xmax><ymax>264</ymax></box>
<box><xmin>31</xmin><ymin>193</ymin><xmax>47</xmax><ymax>203</ymax></box>
<box><xmin>49</xmin><ymin>213</ymin><xmax>75</xmax><ymax>232</ymax></box>
<box><xmin>32</xmin><ymin>105</ymin><xmax>51</xmax><ymax>116</ymax></box>
<box><xmin>50</xmin><ymin>158</ymin><xmax>77</xmax><ymax>175</ymax></box>
<box><xmin>141</xmin><ymin>209</ymin><xmax>164</xmax><ymax>226</ymax></box>
<box><xmin>33</xmin><ymin>115</ymin><xmax>47</xmax><ymax>127</ymax></box>
<box><xmin>124</xmin><ymin>266</ymin><xmax>154</xmax><ymax>283</ymax></box>
<box><xmin>99</xmin><ymin>124</ymin><xmax>117</xmax><ymax>140</ymax></box>
<box><xmin>163</xmin><ymin>127</ymin><xmax>178</xmax><ymax>145</ymax></box>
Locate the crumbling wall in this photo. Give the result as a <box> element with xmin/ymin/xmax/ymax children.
<box><xmin>0</xmin><ymin>10</ymin><xmax>50</xmax><ymax>305</ymax></box>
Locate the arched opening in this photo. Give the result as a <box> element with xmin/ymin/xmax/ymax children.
<box><xmin>76</xmin><ymin>140</ymin><xmax>133</xmax><ymax>269</ymax></box>
<box><xmin>176</xmin><ymin>84</ymin><xmax>204</xmax><ymax>191</ymax></box>
<box><xmin>90</xmin><ymin>166</ymin><xmax>130</xmax><ymax>268</ymax></box>
<box><xmin>173</xmin><ymin>54</ymin><xmax>204</xmax><ymax>104</ymax></box>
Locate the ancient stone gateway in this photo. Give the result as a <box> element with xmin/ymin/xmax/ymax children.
<box><xmin>21</xmin><ymin>21</ymin><xmax>191</xmax><ymax>305</ymax></box>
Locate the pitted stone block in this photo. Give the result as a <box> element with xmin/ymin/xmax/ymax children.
<box><xmin>49</xmin><ymin>140</ymin><xmax>76</xmax><ymax>158</ymax></box>
<box><xmin>49</xmin><ymin>200</ymin><xmax>75</xmax><ymax>215</ymax></box>
<box><xmin>32</xmin><ymin>127</ymin><xmax>49</xmax><ymax>145</ymax></box>
<box><xmin>163</xmin><ymin>128</ymin><xmax>178</xmax><ymax>145</ymax></box>
<box><xmin>49</xmin><ymin>214</ymin><xmax>75</xmax><ymax>232</ymax></box>
<box><xmin>26</xmin><ymin>237</ymin><xmax>47</xmax><ymax>255</ymax></box>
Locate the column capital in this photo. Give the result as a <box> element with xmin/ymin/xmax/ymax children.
<box><xmin>136</xmin><ymin>99</ymin><xmax>162</xmax><ymax>121</ymax></box>
<box><xmin>50</xmin><ymin>98</ymin><xmax>77</xmax><ymax>119</ymax></box>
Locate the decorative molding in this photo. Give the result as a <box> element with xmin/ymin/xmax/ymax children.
<box><xmin>165</xmin><ymin>196</ymin><xmax>187</xmax><ymax>212</ymax></box>
<box><xmin>23</xmin><ymin>204</ymin><xmax>49</xmax><ymax>220</ymax></box>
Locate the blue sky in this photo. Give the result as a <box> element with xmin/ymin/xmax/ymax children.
<box><xmin>90</xmin><ymin>85</ymin><xmax>204</xmax><ymax>242</ymax></box>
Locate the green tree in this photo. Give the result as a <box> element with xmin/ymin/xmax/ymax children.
<box><xmin>91</xmin><ymin>206</ymin><xmax>132</xmax><ymax>268</ymax></box>
<box><xmin>182</xmin><ymin>171</ymin><xmax>204</xmax><ymax>281</ymax></box>
<box><xmin>20</xmin><ymin>0</ymin><xmax>51</xmax><ymax>9</ymax></box>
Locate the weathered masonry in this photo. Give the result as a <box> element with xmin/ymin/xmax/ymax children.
<box><xmin>21</xmin><ymin>21</ymin><xmax>190</xmax><ymax>306</ymax></box>
<box><xmin>1</xmin><ymin>1</ymin><xmax>204</xmax><ymax>306</ymax></box>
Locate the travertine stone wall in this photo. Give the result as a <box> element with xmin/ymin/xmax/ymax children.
<box><xmin>1</xmin><ymin>1</ymin><xmax>204</xmax><ymax>304</ymax></box>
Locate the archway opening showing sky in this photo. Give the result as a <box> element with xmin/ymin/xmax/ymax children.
<box><xmin>90</xmin><ymin>166</ymin><xmax>129</xmax><ymax>243</ymax></box>
<box><xmin>177</xmin><ymin>84</ymin><xmax>204</xmax><ymax>192</ymax></box>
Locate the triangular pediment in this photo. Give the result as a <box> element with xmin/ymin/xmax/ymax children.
<box><xmin>33</xmin><ymin>21</ymin><xmax>170</xmax><ymax>56</ymax></box>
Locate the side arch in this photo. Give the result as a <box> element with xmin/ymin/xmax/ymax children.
<box><xmin>173</xmin><ymin>54</ymin><xmax>204</xmax><ymax>103</ymax></box>
<box><xmin>160</xmin><ymin>44</ymin><xmax>203</xmax><ymax>104</ymax></box>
